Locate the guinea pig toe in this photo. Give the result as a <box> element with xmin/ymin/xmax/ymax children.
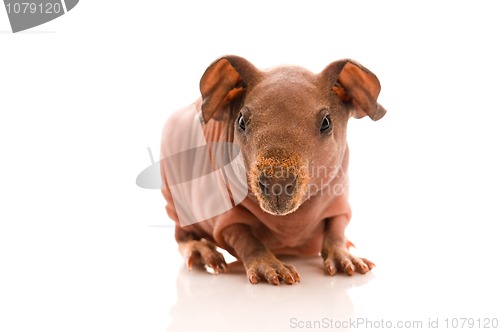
<box><xmin>322</xmin><ymin>246</ymin><xmax>375</xmax><ymax>276</ymax></box>
<box><xmin>181</xmin><ymin>240</ymin><xmax>227</xmax><ymax>274</ymax></box>
<box><xmin>323</xmin><ymin>258</ymin><xmax>337</xmax><ymax>276</ymax></box>
<box><xmin>201</xmin><ymin>248</ymin><xmax>227</xmax><ymax>274</ymax></box>
<box><xmin>245</xmin><ymin>256</ymin><xmax>300</xmax><ymax>285</ymax></box>
<box><xmin>351</xmin><ymin>257</ymin><xmax>374</xmax><ymax>274</ymax></box>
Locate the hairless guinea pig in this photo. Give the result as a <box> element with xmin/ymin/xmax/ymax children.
<box><xmin>160</xmin><ymin>55</ymin><xmax>386</xmax><ymax>285</ymax></box>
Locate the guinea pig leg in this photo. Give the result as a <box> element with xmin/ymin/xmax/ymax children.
<box><xmin>222</xmin><ymin>224</ymin><xmax>300</xmax><ymax>285</ymax></box>
<box><xmin>321</xmin><ymin>216</ymin><xmax>375</xmax><ymax>276</ymax></box>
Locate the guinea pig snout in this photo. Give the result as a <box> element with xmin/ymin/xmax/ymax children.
<box><xmin>250</xmin><ymin>153</ymin><xmax>309</xmax><ymax>216</ymax></box>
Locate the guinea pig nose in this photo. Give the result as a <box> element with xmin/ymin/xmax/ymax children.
<box><xmin>258</xmin><ymin>173</ymin><xmax>297</xmax><ymax>197</ymax></box>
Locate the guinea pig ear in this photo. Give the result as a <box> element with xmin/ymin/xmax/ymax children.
<box><xmin>199</xmin><ymin>55</ymin><xmax>260</xmax><ymax>123</ymax></box>
<box><xmin>321</xmin><ymin>60</ymin><xmax>386</xmax><ymax>121</ymax></box>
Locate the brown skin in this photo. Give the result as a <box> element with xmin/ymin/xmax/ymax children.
<box><xmin>161</xmin><ymin>55</ymin><xmax>386</xmax><ymax>285</ymax></box>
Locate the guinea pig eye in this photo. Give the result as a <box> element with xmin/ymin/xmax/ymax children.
<box><xmin>237</xmin><ymin>112</ymin><xmax>246</xmax><ymax>131</ymax></box>
<box><xmin>320</xmin><ymin>115</ymin><xmax>332</xmax><ymax>134</ymax></box>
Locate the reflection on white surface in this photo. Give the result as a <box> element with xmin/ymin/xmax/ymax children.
<box><xmin>162</xmin><ymin>236</ymin><xmax>500</xmax><ymax>332</ymax></box>
<box><xmin>167</xmin><ymin>256</ymin><xmax>373</xmax><ymax>332</ymax></box>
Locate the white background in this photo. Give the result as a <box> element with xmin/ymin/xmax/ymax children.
<box><xmin>1</xmin><ymin>1</ymin><xmax>500</xmax><ymax>331</ymax></box>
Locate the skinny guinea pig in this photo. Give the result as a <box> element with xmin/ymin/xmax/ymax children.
<box><xmin>160</xmin><ymin>55</ymin><xmax>386</xmax><ymax>285</ymax></box>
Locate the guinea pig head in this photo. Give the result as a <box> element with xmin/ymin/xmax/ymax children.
<box><xmin>200</xmin><ymin>56</ymin><xmax>386</xmax><ymax>215</ymax></box>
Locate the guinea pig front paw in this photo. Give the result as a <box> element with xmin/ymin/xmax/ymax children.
<box><xmin>179</xmin><ymin>239</ymin><xmax>227</xmax><ymax>274</ymax></box>
<box><xmin>243</xmin><ymin>252</ymin><xmax>300</xmax><ymax>285</ymax></box>
<box><xmin>321</xmin><ymin>246</ymin><xmax>375</xmax><ymax>276</ymax></box>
